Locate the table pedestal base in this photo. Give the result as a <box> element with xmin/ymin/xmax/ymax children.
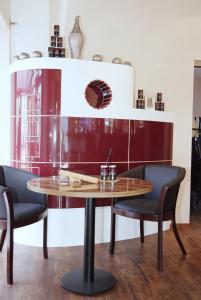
<box><xmin>61</xmin><ymin>269</ymin><xmax>116</xmax><ymax>295</ymax></box>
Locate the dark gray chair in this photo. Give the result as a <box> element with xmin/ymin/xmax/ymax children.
<box><xmin>109</xmin><ymin>164</ymin><xmax>187</xmax><ymax>271</ymax></box>
<box><xmin>0</xmin><ymin>165</ymin><xmax>48</xmax><ymax>284</ymax></box>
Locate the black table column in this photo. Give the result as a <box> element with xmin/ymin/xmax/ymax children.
<box><xmin>61</xmin><ymin>198</ymin><xmax>116</xmax><ymax>295</ymax></box>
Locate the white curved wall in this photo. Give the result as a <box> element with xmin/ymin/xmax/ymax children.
<box><xmin>11</xmin><ymin>58</ymin><xmax>172</xmax><ymax>247</ymax></box>
<box><xmin>14</xmin><ymin>208</ymin><xmax>170</xmax><ymax>247</ymax></box>
<box><xmin>10</xmin><ymin>57</ymin><xmax>174</xmax><ymax>122</ymax></box>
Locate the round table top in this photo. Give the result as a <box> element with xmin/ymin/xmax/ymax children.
<box><xmin>27</xmin><ymin>176</ymin><xmax>152</xmax><ymax>198</ymax></box>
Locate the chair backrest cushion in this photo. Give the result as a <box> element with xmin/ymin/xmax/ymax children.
<box><xmin>144</xmin><ymin>165</ymin><xmax>185</xmax><ymax>210</ymax></box>
<box><xmin>0</xmin><ymin>165</ymin><xmax>46</xmax><ymax>206</ymax></box>
<box><xmin>118</xmin><ymin>165</ymin><xmax>144</xmax><ymax>179</ymax></box>
<box><xmin>0</xmin><ymin>167</ymin><xmax>7</xmax><ymax>219</ymax></box>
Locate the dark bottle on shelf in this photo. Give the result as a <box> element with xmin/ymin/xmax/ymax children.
<box><xmin>48</xmin><ymin>47</ymin><xmax>55</xmax><ymax>57</ymax></box>
<box><xmin>54</xmin><ymin>25</ymin><xmax>60</xmax><ymax>36</ymax></box>
<box><xmin>51</xmin><ymin>36</ymin><xmax>56</xmax><ymax>47</ymax></box>
<box><xmin>57</xmin><ymin>37</ymin><xmax>63</xmax><ymax>48</ymax></box>
<box><xmin>60</xmin><ymin>48</ymin><xmax>65</xmax><ymax>57</ymax></box>
<box><xmin>136</xmin><ymin>89</ymin><xmax>145</xmax><ymax>109</ymax></box>
<box><xmin>155</xmin><ymin>92</ymin><xmax>165</xmax><ymax>111</ymax></box>
<box><xmin>54</xmin><ymin>48</ymin><xmax>60</xmax><ymax>57</ymax></box>
<box><xmin>157</xmin><ymin>92</ymin><xmax>162</xmax><ymax>102</ymax></box>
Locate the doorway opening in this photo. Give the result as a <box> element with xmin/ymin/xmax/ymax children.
<box><xmin>191</xmin><ymin>61</ymin><xmax>201</xmax><ymax>217</ymax></box>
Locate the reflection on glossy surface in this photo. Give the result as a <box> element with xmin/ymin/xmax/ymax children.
<box><xmin>12</xmin><ymin>116</ymin><xmax>60</xmax><ymax>162</ymax></box>
<box><xmin>11</xmin><ymin>69</ymin><xmax>61</xmax><ymax>116</ymax></box>
<box><xmin>61</xmin><ymin>117</ymin><xmax>129</xmax><ymax>162</ymax></box>
<box><xmin>27</xmin><ymin>177</ymin><xmax>152</xmax><ymax>198</ymax></box>
<box><xmin>130</xmin><ymin>120</ymin><xmax>173</xmax><ymax>162</ymax></box>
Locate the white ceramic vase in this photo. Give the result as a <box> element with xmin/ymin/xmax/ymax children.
<box><xmin>68</xmin><ymin>16</ymin><xmax>84</xmax><ymax>59</ymax></box>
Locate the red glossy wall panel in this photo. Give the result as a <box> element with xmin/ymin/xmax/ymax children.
<box><xmin>129</xmin><ymin>120</ymin><xmax>173</xmax><ymax>162</ymax></box>
<box><xmin>11</xmin><ymin>69</ymin><xmax>61</xmax><ymax>116</ymax></box>
<box><xmin>66</xmin><ymin>162</ymin><xmax>128</xmax><ymax>177</ymax></box>
<box><xmin>11</xmin><ymin>75</ymin><xmax>17</xmax><ymax>116</ymax></box>
<box><xmin>60</xmin><ymin>196</ymin><xmax>112</xmax><ymax>209</ymax></box>
<box><xmin>11</xmin><ymin>69</ymin><xmax>62</xmax><ymax>209</ymax></box>
<box><xmin>11</xmin><ymin>161</ymin><xmax>60</xmax><ymax>177</ymax></box>
<box><xmin>61</xmin><ymin>117</ymin><xmax>129</xmax><ymax>163</ymax></box>
<box><xmin>41</xmin><ymin>69</ymin><xmax>61</xmax><ymax>115</ymax></box>
<box><xmin>11</xmin><ymin>116</ymin><xmax>60</xmax><ymax>163</ymax></box>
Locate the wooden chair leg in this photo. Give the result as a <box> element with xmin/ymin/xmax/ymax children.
<box><xmin>172</xmin><ymin>217</ymin><xmax>187</xmax><ymax>255</ymax></box>
<box><xmin>7</xmin><ymin>227</ymin><xmax>13</xmax><ymax>284</ymax></box>
<box><xmin>140</xmin><ymin>220</ymin><xmax>144</xmax><ymax>243</ymax></box>
<box><xmin>43</xmin><ymin>216</ymin><xmax>48</xmax><ymax>259</ymax></box>
<box><xmin>157</xmin><ymin>220</ymin><xmax>163</xmax><ymax>271</ymax></box>
<box><xmin>109</xmin><ymin>211</ymin><xmax>116</xmax><ymax>255</ymax></box>
<box><xmin>0</xmin><ymin>230</ymin><xmax>7</xmax><ymax>251</ymax></box>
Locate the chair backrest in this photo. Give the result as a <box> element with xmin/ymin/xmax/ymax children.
<box><xmin>0</xmin><ymin>166</ymin><xmax>46</xmax><ymax>219</ymax></box>
<box><xmin>118</xmin><ymin>165</ymin><xmax>144</xmax><ymax>180</ymax></box>
<box><xmin>0</xmin><ymin>167</ymin><xmax>7</xmax><ymax>219</ymax></box>
<box><xmin>144</xmin><ymin>164</ymin><xmax>186</xmax><ymax>211</ymax></box>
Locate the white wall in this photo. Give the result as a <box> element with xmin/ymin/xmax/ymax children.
<box><xmin>0</xmin><ymin>0</ymin><xmax>10</xmax><ymax>26</ymax></box>
<box><xmin>0</xmin><ymin>13</ymin><xmax>10</xmax><ymax>165</ymax></box>
<box><xmin>9</xmin><ymin>0</ymin><xmax>201</xmax><ymax>226</ymax></box>
<box><xmin>10</xmin><ymin>0</ymin><xmax>49</xmax><ymax>58</ymax></box>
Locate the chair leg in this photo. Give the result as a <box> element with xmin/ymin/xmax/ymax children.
<box><xmin>7</xmin><ymin>227</ymin><xmax>13</xmax><ymax>284</ymax></box>
<box><xmin>172</xmin><ymin>217</ymin><xmax>187</xmax><ymax>255</ymax></box>
<box><xmin>0</xmin><ymin>230</ymin><xmax>7</xmax><ymax>251</ymax></box>
<box><xmin>43</xmin><ymin>216</ymin><xmax>48</xmax><ymax>259</ymax></box>
<box><xmin>140</xmin><ymin>220</ymin><xmax>144</xmax><ymax>243</ymax></box>
<box><xmin>109</xmin><ymin>211</ymin><xmax>116</xmax><ymax>255</ymax></box>
<box><xmin>157</xmin><ymin>220</ymin><xmax>163</xmax><ymax>271</ymax></box>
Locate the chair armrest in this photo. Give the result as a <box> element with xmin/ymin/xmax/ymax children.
<box><xmin>160</xmin><ymin>169</ymin><xmax>186</xmax><ymax>197</ymax></box>
<box><xmin>0</xmin><ymin>186</ymin><xmax>8</xmax><ymax>195</ymax></box>
<box><xmin>0</xmin><ymin>185</ymin><xmax>14</xmax><ymax>222</ymax></box>
<box><xmin>159</xmin><ymin>170</ymin><xmax>186</xmax><ymax>213</ymax></box>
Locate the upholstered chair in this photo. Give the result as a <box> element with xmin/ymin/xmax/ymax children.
<box><xmin>109</xmin><ymin>164</ymin><xmax>187</xmax><ymax>271</ymax></box>
<box><xmin>0</xmin><ymin>165</ymin><xmax>48</xmax><ymax>284</ymax></box>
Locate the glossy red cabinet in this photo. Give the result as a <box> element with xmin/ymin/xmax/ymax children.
<box><xmin>11</xmin><ymin>69</ymin><xmax>173</xmax><ymax>208</ymax></box>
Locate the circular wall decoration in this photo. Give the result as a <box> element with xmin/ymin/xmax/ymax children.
<box><xmin>85</xmin><ymin>80</ymin><xmax>112</xmax><ymax>109</ymax></box>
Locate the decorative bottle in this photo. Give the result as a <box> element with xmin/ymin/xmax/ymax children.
<box><xmin>155</xmin><ymin>93</ymin><xmax>165</xmax><ymax>111</ymax></box>
<box><xmin>136</xmin><ymin>89</ymin><xmax>145</xmax><ymax>109</ymax></box>
<box><xmin>68</xmin><ymin>16</ymin><xmax>84</xmax><ymax>59</ymax></box>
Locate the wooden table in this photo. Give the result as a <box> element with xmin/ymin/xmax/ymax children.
<box><xmin>27</xmin><ymin>176</ymin><xmax>152</xmax><ymax>296</ymax></box>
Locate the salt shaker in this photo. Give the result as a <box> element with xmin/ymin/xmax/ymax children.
<box><xmin>109</xmin><ymin>165</ymin><xmax>117</xmax><ymax>181</ymax></box>
<box><xmin>100</xmin><ymin>165</ymin><xmax>108</xmax><ymax>180</ymax></box>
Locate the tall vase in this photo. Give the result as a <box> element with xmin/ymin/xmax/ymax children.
<box><xmin>68</xmin><ymin>16</ymin><xmax>84</xmax><ymax>59</ymax></box>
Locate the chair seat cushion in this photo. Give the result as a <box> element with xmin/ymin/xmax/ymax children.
<box><xmin>114</xmin><ymin>198</ymin><xmax>160</xmax><ymax>215</ymax></box>
<box><xmin>13</xmin><ymin>203</ymin><xmax>47</xmax><ymax>223</ymax></box>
